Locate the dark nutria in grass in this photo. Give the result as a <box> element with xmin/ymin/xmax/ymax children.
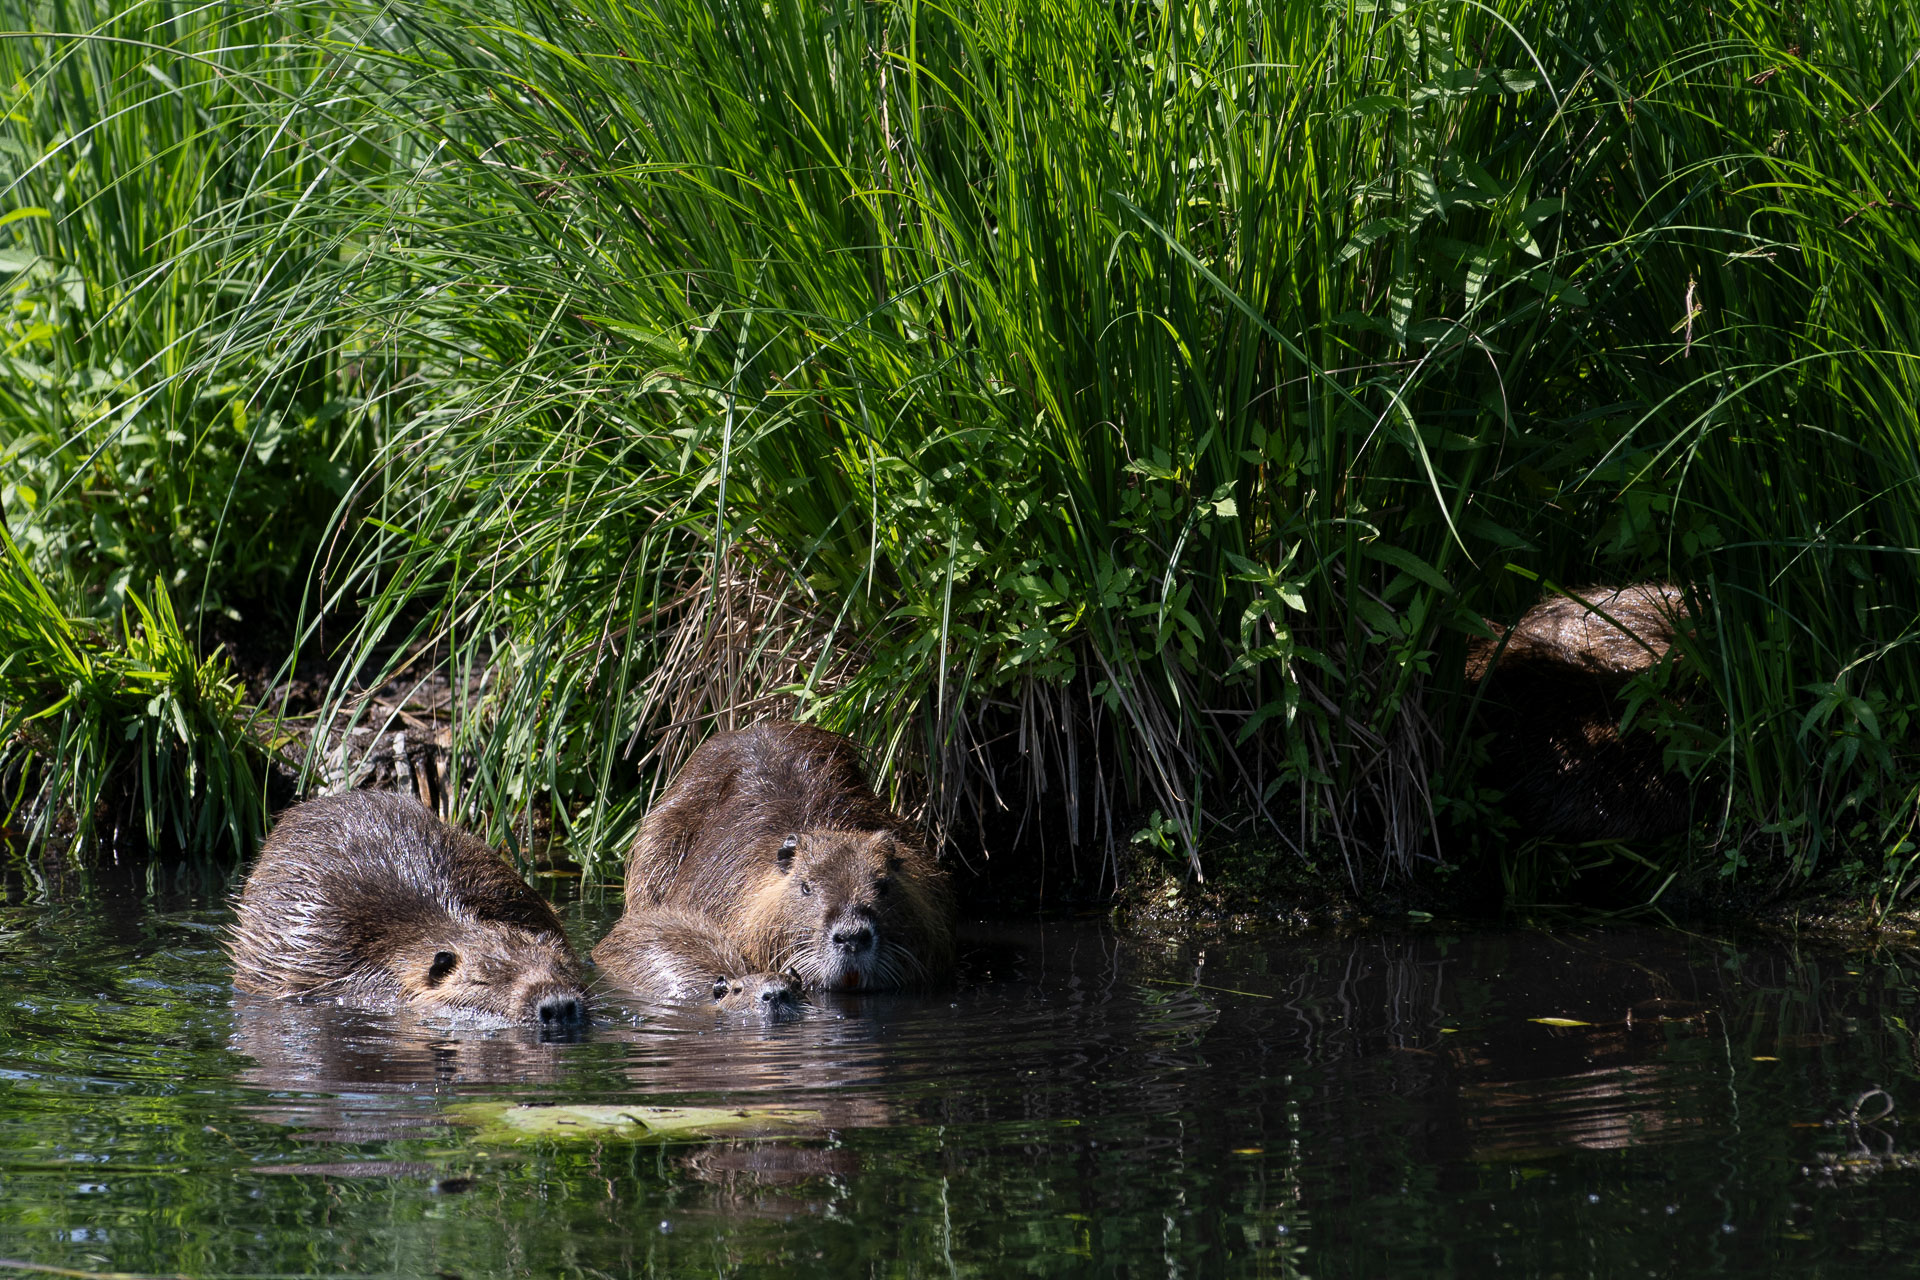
<box><xmin>1466</xmin><ymin>584</ymin><xmax>1691</xmax><ymax>842</ymax></box>
<box><xmin>593</xmin><ymin>721</ymin><xmax>954</xmax><ymax>1000</ymax></box>
<box><xmin>229</xmin><ymin>790</ymin><xmax>588</xmax><ymax>1028</ymax></box>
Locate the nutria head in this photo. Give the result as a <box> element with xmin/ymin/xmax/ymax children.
<box><xmin>708</xmin><ymin>970</ymin><xmax>803</xmax><ymax>1020</ymax></box>
<box><xmin>390</xmin><ymin>929</ymin><xmax>588</xmax><ymax>1028</ymax></box>
<box><xmin>737</xmin><ymin>828</ymin><xmax>953</xmax><ymax>992</ymax></box>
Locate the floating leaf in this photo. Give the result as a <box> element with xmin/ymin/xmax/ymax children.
<box><xmin>1528</xmin><ymin>1017</ymin><xmax>1592</xmax><ymax>1027</ymax></box>
<box><xmin>446</xmin><ymin>1102</ymin><xmax>820</xmax><ymax>1144</ymax></box>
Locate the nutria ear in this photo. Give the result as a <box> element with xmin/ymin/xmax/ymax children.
<box><xmin>776</xmin><ymin>834</ymin><xmax>799</xmax><ymax>869</ymax></box>
<box><xmin>711</xmin><ymin>978</ymin><xmax>731</xmax><ymax>1000</ymax></box>
<box><xmin>425</xmin><ymin>950</ymin><xmax>459</xmax><ymax>987</ymax></box>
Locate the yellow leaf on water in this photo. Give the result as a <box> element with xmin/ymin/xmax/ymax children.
<box><xmin>446</xmin><ymin>1101</ymin><xmax>819</xmax><ymax>1144</ymax></box>
<box><xmin>1528</xmin><ymin>1017</ymin><xmax>1592</xmax><ymax>1027</ymax></box>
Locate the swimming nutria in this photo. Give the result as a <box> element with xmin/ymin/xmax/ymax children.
<box><xmin>229</xmin><ymin>791</ymin><xmax>589</xmax><ymax>1028</ymax></box>
<box><xmin>593</xmin><ymin>721</ymin><xmax>954</xmax><ymax>999</ymax></box>
<box><xmin>607</xmin><ymin>904</ymin><xmax>802</xmax><ymax>1015</ymax></box>
<box><xmin>1466</xmin><ymin>584</ymin><xmax>1691</xmax><ymax>841</ymax></box>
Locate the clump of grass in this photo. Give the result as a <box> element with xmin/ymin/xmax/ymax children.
<box><xmin>0</xmin><ymin>0</ymin><xmax>385</xmax><ymax>633</ymax></box>
<box><xmin>280</xmin><ymin>0</ymin><xmax>1616</xmax><ymax>883</ymax></box>
<box><xmin>1556</xmin><ymin>7</ymin><xmax>1920</xmax><ymax>892</ymax></box>
<box><xmin>0</xmin><ymin>0</ymin><xmax>400</xmax><ymax>856</ymax></box>
<box><xmin>186</xmin><ymin>0</ymin><xmax>1920</xmax><ymax>902</ymax></box>
<box><xmin>0</xmin><ymin>529</ymin><xmax>272</xmax><ymax>854</ymax></box>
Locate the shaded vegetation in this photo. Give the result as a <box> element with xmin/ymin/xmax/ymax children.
<box><xmin>2</xmin><ymin>0</ymin><xmax>1918</xmax><ymax>908</ymax></box>
<box><xmin>0</xmin><ymin>529</ymin><xmax>269</xmax><ymax>853</ymax></box>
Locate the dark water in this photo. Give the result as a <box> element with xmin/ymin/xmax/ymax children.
<box><xmin>3</xmin><ymin>870</ymin><xmax>1920</xmax><ymax>1278</ymax></box>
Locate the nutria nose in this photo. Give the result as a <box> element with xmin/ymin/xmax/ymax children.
<box><xmin>830</xmin><ymin>923</ymin><xmax>874</xmax><ymax>953</ymax></box>
<box><xmin>535</xmin><ymin>992</ymin><xmax>587</xmax><ymax>1026</ymax></box>
<box><xmin>752</xmin><ymin>974</ymin><xmax>799</xmax><ymax>1021</ymax></box>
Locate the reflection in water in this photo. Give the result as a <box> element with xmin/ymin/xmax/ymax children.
<box><xmin>1452</xmin><ymin>1029</ymin><xmax>1712</xmax><ymax>1157</ymax></box>
<box><xmin>230</xmin><ymin>995</ymin><xmax>577</xmax><ymax>1141</ymax></box>
<box><xmin>1256</xmin><ymin>929</ymin><xmax>1768</xmax><ymax>1165</ymax></box>
<box><xmin>2</xmin><ymin>895</ymin><xmax>1920</xmax><ymax>1277</ymax></box>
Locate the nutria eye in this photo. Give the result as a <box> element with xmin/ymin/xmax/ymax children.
<box><xmin>875</xmin><ymin>878</ymin><xmax>892</xmax><ymax>896</ymax></box>
<box><xmin>712</xmin><ymin>979</ymin><xmax>730</xmax><ymax>1000</ymax></box>
<box><xmin>799</xmin><ymin>880</ymin><xmax>813</xmax><ymax>896</ymax></box>
<box><xmin>426</xmin><ymin>951</ymin><xmax>459</xmax><ymax>987</ymax></box>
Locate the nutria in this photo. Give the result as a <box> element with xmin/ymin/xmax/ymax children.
<box><xmin>229</xmin><ymin>791</ymin><xmax>589</xmax><ymax>1028</ymax></box>
<box><xmin>598</xmin><ymin>904</ymin><xmax>801</xmax><ymax>1015</ymax></box>
<box><xmin>593</xmin><ymin>721</ymin><xmax>954</xmax><ymax>999</ymax></box>
<box><xmin>1466</xmin><ymin>584</ymin><xmax>1691</xmax><ymax>841</ymax></box>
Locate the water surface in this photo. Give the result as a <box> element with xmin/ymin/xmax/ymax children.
<box><xmin>2</xmin><ymin>867</ymin><xmax>1918</xmax><ymax>1277</ymax></box>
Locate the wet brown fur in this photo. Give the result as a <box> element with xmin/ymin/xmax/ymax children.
<box><xmin>596</xmin><ymin>905</ymin><xmax>800</xmax><ymax>1015</ymax></box>
<box><xmin>593</xmin><ymin>721</ymin><xmax>954</xmax><ymax>999</ymax></box>
<box><xmin>1466</xmin><ymin>584</ymin><xmax>1691</xmax><ymax>841</ymax></box>
<box><xmin>229</xmin><ymin>791</ymin><xmax>588</xmax><ymax>1026</ymax></box>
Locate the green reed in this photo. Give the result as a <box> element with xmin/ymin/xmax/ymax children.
<box><xmin>0</xmin><ymin>0</ymin><xmax>382</xmax><ymax>628</ymax></box>
<box><xmin>227</xmin><ymin>0</ymin><xmax>1915</xmax><ymax>895</ymax></box>
<box><xmin>0</xmin><ymin>528</ymin><xmax>270</xmax><ymax>853</ymax></box>
<box><xmin>1569</xmin><ymin>3</ymin><xmax>1920</xmax><ymax>891</ymax></box>
<box><xmin>4</xmin><ymin>0</ymin><xmax>1911</xmax><ymax>898</ymax></box>
<box><xmin>0</xmin><ymin>0</ymin><xmax>384</xmax><ymax>851</ymax></box>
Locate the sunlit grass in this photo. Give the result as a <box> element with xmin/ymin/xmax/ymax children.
<box><xmin>0</xmin><ymin>0</ymin><xmax>381</xmax><ymax>850</ymax></box>
<box><xmin>0</xmin><ymin>528</ymin><xmax>270</xmax><ymax>853</ymax></box>
<box><xmin>244</xmin><ymin>0</ymin><xmax>1913</xmax><ymax>896</ymax></box>
<box><xmin>0</xmin><ymin>0</ymin><xmax>384</xmax><ymax>626</ymax></box>
<box><xmin>4</xmin><ymin>0</ymin><xmax>1917</xmax><ymax>899</ymax></box>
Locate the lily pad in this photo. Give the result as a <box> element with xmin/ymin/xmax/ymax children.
<box><xmin>446</xmin><ymin>1101</ymin><xmax>820</xmax><ymax>1144</ymax></box>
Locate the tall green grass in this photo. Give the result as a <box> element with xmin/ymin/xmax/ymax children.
<box><xmin>0</xmin><ymin>0</ymin><xmax>382</xmax><ymax>629</ymax></box>
<box><xmin>4</xmin><ymin>0</ymin><xmax>1913</xmax><ymax>898</ymax></box>
<box><xmin>0</xmin><ymin>0</ymin><xmax>387</xmax><ymax>852</ymax></box>
<box><xmin>1591</xmin><ymin>8</ymin><xmax>1920</xmax><ymax>890</ymax></box>
<box><xmin>223</xmin><ymin>0</ymin><xmax>1918</xmax><ymax>896</ymax></box>
<box><xmin>0</xmin><ymin>527</ymin><xmax>269</xmax><ymax>853</ymax></box>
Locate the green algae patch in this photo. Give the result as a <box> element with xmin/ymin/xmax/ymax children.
<box><xmin>446</xmin><ymin>1102</ymin><xmax>821</xmax><ymax>1144</ymax></box>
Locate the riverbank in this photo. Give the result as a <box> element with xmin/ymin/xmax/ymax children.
<box><xmin>3</xmin><ymin>0</ymin><xmax>1917</xmax><ymax>911</ymax></box>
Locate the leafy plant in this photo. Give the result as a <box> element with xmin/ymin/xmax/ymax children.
<box><xmin>0</xmin><ymin>0</ymin><xmax>383</xmax><ymax>632</ymax></box>
<box><xmin>3</xmin><ymin>0</ymin><xmax>1913</xmax><ymax>906</ymax></box>
<box><xmin>0</xmin><ymin>529</ymin><xmax>272</xmax><ymax>854</ymax></box>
